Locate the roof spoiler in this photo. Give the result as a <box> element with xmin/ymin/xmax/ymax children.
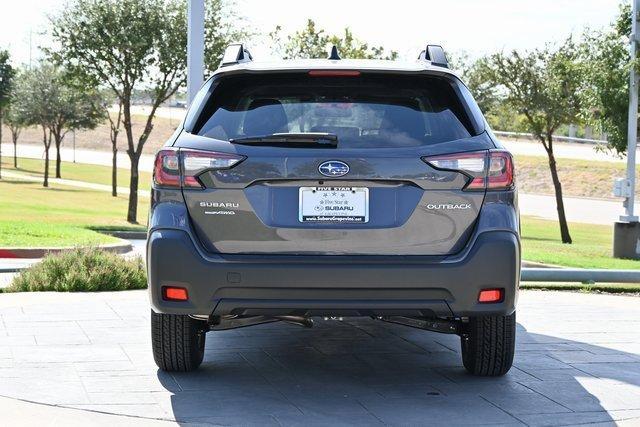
<box><xmin>418</xmin><ymin>45</ymin><xmax>449</xmax><ymax>68</ymax></box>
<box><xmin>220</xmin><ymin>43</ymin><xmax>253</xmax><ymax>67</ymax></box>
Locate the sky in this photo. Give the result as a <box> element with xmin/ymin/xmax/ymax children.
<box><xmin>0</xmin><ymin>0</ymin><xmax>624</xmax><ymax>66</ymax></box>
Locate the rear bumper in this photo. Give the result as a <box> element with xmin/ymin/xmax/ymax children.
<box><xmin>147</xmin><ymin>229</ymin><xmax>520</xmax><ymax>318</ymax></box>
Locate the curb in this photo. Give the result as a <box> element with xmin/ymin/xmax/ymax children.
<box><xmin>521</xmin><ymin>260</ymin><xmax>562</xmax><ymax>269</ymax></box>
<box><xmin>92</xmin><ymin>230</ymin><xmax>148</xmax><ymax>239</ymax></box>
<box><xmin>0</xmin><ymin>241</ymin><xmax>133</xmax><ymax>259</ymax></box>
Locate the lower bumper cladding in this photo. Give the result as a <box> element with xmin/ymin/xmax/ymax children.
<box><xmin>148</xmin><ymin>229</ymin><xmax>520</xmax><ymax>319</ymax></box>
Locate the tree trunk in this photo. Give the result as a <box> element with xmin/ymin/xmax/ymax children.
<box><xmin>112</xmin><ymin>145</ymin><xmax>117</xmax><ymax>197</ymax></box>
<box><xmin>12</xmin><ymin>131</ymin><xmax>18</xmax><ymax>168</ymax></box>
<box><xmin>109</xmin><ymin>102</ymin><xmax>122</xmax><ymax>198</ymax></box>
<box><xmin>55</xmin><ymin>134</ymin><xmax>62</xmax><ymax>179</ymax></box>
<box><xmin>0</xmin><ymin>114</ymin><xmax>3</xmax><ymax>180</ymax></box>
<box><xmin>127</xmin><ymin>154</ymin><xmax>139</xmax><ymax>223</ymax></box>
<box><xmin>44</xmin><ymin>147</ymin><xmax>50</xmax><ymax>187</ymax></box>
<box><xmin>122</xmin><ymin>93</ymin><xmax>140</xmax><ymax>223</ymax></box>
<box><xmin>43</xmin><ymin>128</ymin><xmax>50</xmax><ymax>188</ymax></box>
<box><xmin>545</xmin><ymin>140</ymin><xmax>572</xmax><ymax>244</ymax></box>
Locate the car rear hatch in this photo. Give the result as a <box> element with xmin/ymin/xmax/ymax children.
<box><xmin>169</xmin><ymin>71</ymin><xmax>504</xmax><ymax>256</ymax></box>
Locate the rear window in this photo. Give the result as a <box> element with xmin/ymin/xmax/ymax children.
<box><xmin>194</xmin><ymin>73</ymin><xmax>481</xmax><ymax>148</ymax></box>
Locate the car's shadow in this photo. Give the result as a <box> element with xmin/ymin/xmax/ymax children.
<box><xmin>157</xmin><ymin>319</ymin><xmax>640</xmax><ymax>426</ymax></box>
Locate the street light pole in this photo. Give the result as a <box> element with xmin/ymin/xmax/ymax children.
<box><xmin>613</xmin><ymin>0</ymin><xmax>640</xmax><ymax>259</ymax></box>
<box><xmin>187</xmin><ymin>0</ymin><xmax>205</xmax><ymax>107</ymax></box>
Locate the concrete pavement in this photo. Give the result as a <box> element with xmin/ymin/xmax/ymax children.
<box><xmin>0</xmin><ymin>290</ymin><xmax>639</xmax><ymax>425</ymax></box>
<box><xmin>0</xmin><ymin>395</ymin><xmax>176</xmax><ymax>427</ymax></box>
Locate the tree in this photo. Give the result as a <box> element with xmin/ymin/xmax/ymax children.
<box><xmin>11</xmin><ymin>65</ymin><xmax>57</xmax><ymax>187</ymax></box>
<box><xmin>453</xmin><ymin>52</ymin><xmax>500</xmax><ymax>115</ymax></box>
<box><xmin>107</xmin><ymin>98</ymin><xmax>122</xmax><ymax>197</ymax></box>
<box><xmin>9</xmin><ymin>64</ymin><xmax>102</xmax><ymax>186</ymax></box>
<box><xmin>270</xmin><ymin>19</ymin><xmax>398</xmax><ymax>60</ymax></box>
<box><xmin>4</xmin><ymin>103</ymin><xmax>27</xmax><ymax>169</ymax></box>
<box><xmin>96</xmin><ymin>90</ymin><xmax>122</xmax><ymax>197</ymax></box>
<box><xmin>579</xmin><ymin>2</ymin><xmax>632</xmax><ymax>154</ymax></box>
<box><xmin>478</xmin><ymin>42</ymin><xmax>584</xmax><ymax>243</ymax></box>
<box><xmin>49</xmin><ymin>72</ymin><xmax>104</xmax><ymax>179</ymax></box>
<box><xmin>203</xmin><ymin>0</ymin><xmax>249</xmax><ymax>71</ymax></box>
<box><xmin>50</xmin><ymin>0</ymin><xmax>244</xmax><ymax>223</ymax></box>
<box><xmin>0</xmin><ymin>49</ymin><xmax>16</xmax><ymax>179</ymax></box>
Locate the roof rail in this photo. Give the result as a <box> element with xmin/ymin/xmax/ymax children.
<box><xmin>220</xmin><ymin>43</ymin><xmax>253</xmax><ymax>67</ymax></box>
<box><xmin>418</xmin><ymin>45</ymin><xmax>449</xmax><ymax>68</ymax></box>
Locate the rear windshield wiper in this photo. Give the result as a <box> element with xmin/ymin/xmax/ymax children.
<box><xmin>230</xmin><ymin>133</ymin><xmax>338</xmax><ymax>148</ymax></box>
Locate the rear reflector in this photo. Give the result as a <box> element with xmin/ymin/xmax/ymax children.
<box><xmin>423</xmin><ymin>150</ymin><xmax>514</xmax><ymax>191</ymax></box>
<box><xmin>478</xmin><ymin>289</ymin><xmax>504</xmax><ymax>303</ymax></box>
<box><xmin>308</xmin><ymin>70</ymin><xmax>361</xmax><ymax>77</ymax></box>
<box><xmin>162</xmin><ymin>286</ymin><xmax>189</xmax><ymax>301</ymax></box>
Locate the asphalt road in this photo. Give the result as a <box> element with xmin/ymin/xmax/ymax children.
<box><xmin>519</xmin><ymin>193</ymin><xmax>638</xmax><ymax>225</ymax></box>
<box><xmin>500</xmin><ymin>138</ymin><xmax>632</xmax><ymax>163</ymax></box>
<box><xmin>0</xmin><ymin>290</ymin><xmax>638</xmax><ymax>426</ymax></box>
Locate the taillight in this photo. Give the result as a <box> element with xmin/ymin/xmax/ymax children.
<box><xmin>153</xmin><ymin>148</ymin><xmax>245</xmax><ymax>189</ymax></box>
<box><xmin>181</xmin><ymin>149</ymin><xmax>245</xmax><ymax>188</ymax></box>
<box><xmin>153</xmin><ymin>149</ymin><xmax>180</xmax><ymax>188</ymax></box>
<box><xmin>486</xmin><ymin>151</ymin><xmax>514</xmax><ymax>190</ymax></box>
<box><xmin>423</xmin><ymin>150</ymin><xmax>514</xmax><ymax>191</ymax></box>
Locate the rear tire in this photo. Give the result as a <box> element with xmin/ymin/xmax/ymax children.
<box><xmin>151</xmin><ymin>310</ymin><xmax>207</xmax><ymax>372</ymax></box>
<box><xmin>461</xmin><ymin>312</ymin><xmax>516</xmax><ymax>376</ymax></box>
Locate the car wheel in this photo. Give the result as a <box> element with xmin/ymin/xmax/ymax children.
<box><xmin>460</xmin><ymin>312</ymin><xmax>516</xmax><ymax>376</ymax></box>
<box><xmin>151</xmin><ymin>310</ymin><xmax>207</xmax><ymax>372</ymax></box>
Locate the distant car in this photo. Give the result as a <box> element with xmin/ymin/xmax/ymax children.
<box><xmin>148</xmin><ymin>44</ymin><xmax>519</xmax><ymax>376</ymax></box>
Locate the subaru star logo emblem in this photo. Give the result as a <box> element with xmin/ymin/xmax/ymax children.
<box><xmin>318</xmin><ymin>160</ymin><xmax>349</xmax><ymax>177</ymax></box>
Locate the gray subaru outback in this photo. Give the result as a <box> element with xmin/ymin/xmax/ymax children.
<box><xmin>148</xmin><ymin>44</ymin><xmax>519</xmax><ymax>376</ymax></box>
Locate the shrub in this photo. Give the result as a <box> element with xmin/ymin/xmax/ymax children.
<box><xmin>7</xmin><ymin>247</ymin><xmax>147</xmax><ymax>292</ymax></box>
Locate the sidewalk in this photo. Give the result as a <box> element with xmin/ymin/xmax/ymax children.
<box><xmin>0</xmin><ymin>395</ymin><xmax>176</xmax><ymax>426</ymax></box>
<box><xmin>1</xmin><ymin>170</ymin><xmax>150</xmax><ymax>198</ymax></box>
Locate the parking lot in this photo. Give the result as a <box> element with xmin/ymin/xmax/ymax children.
<box><xmin>0</xmin><ymin>290</ymin><xmax>638</xmax><ymax>425</ymax></box>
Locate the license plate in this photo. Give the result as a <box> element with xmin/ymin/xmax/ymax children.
<box><xmin>299</xmin><ymin>187</ymin><xmax>369</xmax><ymax>223</ymax></box>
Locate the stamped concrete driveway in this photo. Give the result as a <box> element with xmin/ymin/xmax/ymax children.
<box><xmin>0</xmin><ymin>290</ymin><xmax>639</xmax><ymax>426</ymax></box>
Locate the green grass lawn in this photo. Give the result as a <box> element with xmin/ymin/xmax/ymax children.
<box><xmin>0</xmin><ymin>221</ymin><xmax>118</xmax><ymax>247</ymax></box>
<box><xmin>1</xmin><ymin>157</ymin><xmax>152</xmax><ymax>191</ymax></box>
<box><xmin>0</xmin><ymin>178</ymin><xmax>148</xmax><ymax>247</ymax></box>
<box><xmin>521</xmin><ymin>217</ymin><xmax>640</xmax><ymax>269</ymax></box>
